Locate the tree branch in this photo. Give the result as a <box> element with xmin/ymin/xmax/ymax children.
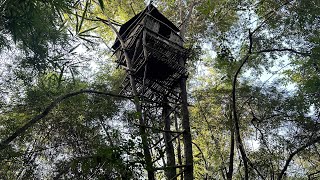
<box><xmin>232</xmin><ymin>30</ymin><xmax>253</xmax><ymax>180</ymax></box>
<box><xmin>192</xmin><ymin>141</ymin><xmax>209</xmax><ymax>179</ymax></box>
<box><xmin>0</xmin><ymin>89</ymin><xmax>132</xmax><ymax>150</ymax></box>
<box><xmin>277</xmin><ymin>136</ymin><xmax>320</xmax><ymax>180</ymax></box>
<box><xmin>308</xmin><ymin>170</ymin><xmax>320</xmax><ymax>180</ymax></box>
<box><xmin>233</xmin><ymin>28</ymin><xmax>286</xmax><ymax>180</ymax></box>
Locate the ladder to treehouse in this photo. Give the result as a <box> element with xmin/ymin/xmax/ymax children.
<box><xmin>110</xmin><ymin>4</ymin><xmax>192</xmax><ymax>179</ymax></box>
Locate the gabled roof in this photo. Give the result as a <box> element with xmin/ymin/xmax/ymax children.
<box><xmin>111</xmin><ymin>4</ymin><xmax>180</xmax><ymax>50</ymax></box>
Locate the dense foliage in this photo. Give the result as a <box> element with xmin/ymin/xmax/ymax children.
<box><xmin>0</xmin><ymin>0</ymin><xmax>319</xmax><ymax>179</ymax></box>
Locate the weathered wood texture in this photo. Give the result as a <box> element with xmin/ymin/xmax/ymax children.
<box><xmin>113</xmin><ymin>13</ymin><xmax>188</xmax><ymax>103</ymax></box>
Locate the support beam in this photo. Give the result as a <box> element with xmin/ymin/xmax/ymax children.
<box><xmin>102</xmin><ymin>18</ymin><xmax>155</xmax><ymax>180</ymax></box>
<box><xmin>163</xmin><ymin>97</ymin><xmax>177</xmax><ymax>180</ymax></box>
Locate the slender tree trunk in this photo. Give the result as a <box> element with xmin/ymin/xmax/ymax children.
<box><xmin>163</xmin><ymin>98</ymin><xmax>177</xmax><ymax>180</ymax></box>
<box><xmin>178</xmin><ymin>1</ymin><xmax>198</xmax><ymax>178</ymax></box>
<box><xmin>227</xmin><ymin>127</ymin><xmax>235</xmax><ymax>180</ymax></box>
<box><xmin>175</xmin><ymin>112</ymin><xmax>184</xmax><ymax>180</ymax></box>
<box><xmin>231</xmin><ymin>32</ymin><xmax>254</xmax><ymax>180</ymax></box>
<box><xmin>232</xmin><ymin>76</ymin><xmax>249</xmax><ymax>180</ymax></box>
<box><xmin>227</xmin><ymin>104</ymin><xmax>235</xmax><ymax>180</ymax></box>
<box><xmin>179</xmin><ymin>74</ymin><xmax>193</xmax><ymax>180</ymax></box>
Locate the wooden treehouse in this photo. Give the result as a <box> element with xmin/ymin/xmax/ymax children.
<box><xmin>112</xmin><ymin>4</ymin><xmax>188</xmax><ymax>103</ymax></box>
<box><xmin>110</xmin><ymin>4</ymin><xmax>193</xmax><ymax>179</ymax></box>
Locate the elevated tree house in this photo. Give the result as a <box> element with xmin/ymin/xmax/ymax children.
<box><xmin>112</xmin><ymin>4</ymin><xmax>188</xmax><ymax>103</ymax></box>
<box><xmin>109</xmin><ymin>4</ymin><xmax>193</xmax><ymax>180</ymax></box>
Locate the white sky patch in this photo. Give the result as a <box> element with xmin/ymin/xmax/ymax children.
<box><xmin>70</xmin><ymin>37</ymin><xmax>116</xmax><ymax>83</ymax></box>
<box><xmin>308</xmin><ymin>104</ymin><xmax>316</xmax><ymax>118</ymax></box>
<box><xmin>247</xmin><ymin>139</ymin><xmax>260</xmax><ymax>151</ymax></box>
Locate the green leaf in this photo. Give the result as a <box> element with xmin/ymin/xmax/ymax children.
<box><xmin>75</xmin><ymin>11</ymin><xmax>79</xmax><ymax>34</ymax></box>
<box><xmin>78</xmin><ymin>0</ymin><xmax>89</xmax><ymax>33</ymax></box>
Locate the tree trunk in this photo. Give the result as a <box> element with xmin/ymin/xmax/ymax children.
<box><xmin>231</xmin><ymin>32</ymin><xmax>254</xmax><ymax>180</ymax></box>
<box><xmin>163</xmin><ymin>98</ymin><xmax>177</xmax><ymax>180</ymax></box>
<box><xmin>175</xmin><ymin>112</ymin><xmax>184</xmax><ymax>180</ymax></box>
<box><xmin>179</xmin><ymin>73</ymin><xmax>193</xmax><ymax>180</ymax></box>
<box><xmin>178</xmin><ymin>1</ymin><xmax>196</xmax><ymax>178</ymax></box>
<box><xmin>227</xmin><ymin>105</ymin><xmax>235</xmax><ymax>180</ymax></box>
<box><xmin>227</xmin><ymin>128</ymin><xmax>235</xmax><ymax>180</ymax></box>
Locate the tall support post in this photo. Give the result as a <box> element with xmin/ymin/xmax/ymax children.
<box><xmin>106</xmin><ymin>21</ymin><xmax>154</xmax><ymax>180</ymax></box>
<box><xmin>162</xmin><ymin>97</ymin><xmax>177</xmax><ymax>180</ymax></box>
<box><xmin>139</xmin><ymin>29</ymin><xmax>155</xmax><ymax>179</ymax></box>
